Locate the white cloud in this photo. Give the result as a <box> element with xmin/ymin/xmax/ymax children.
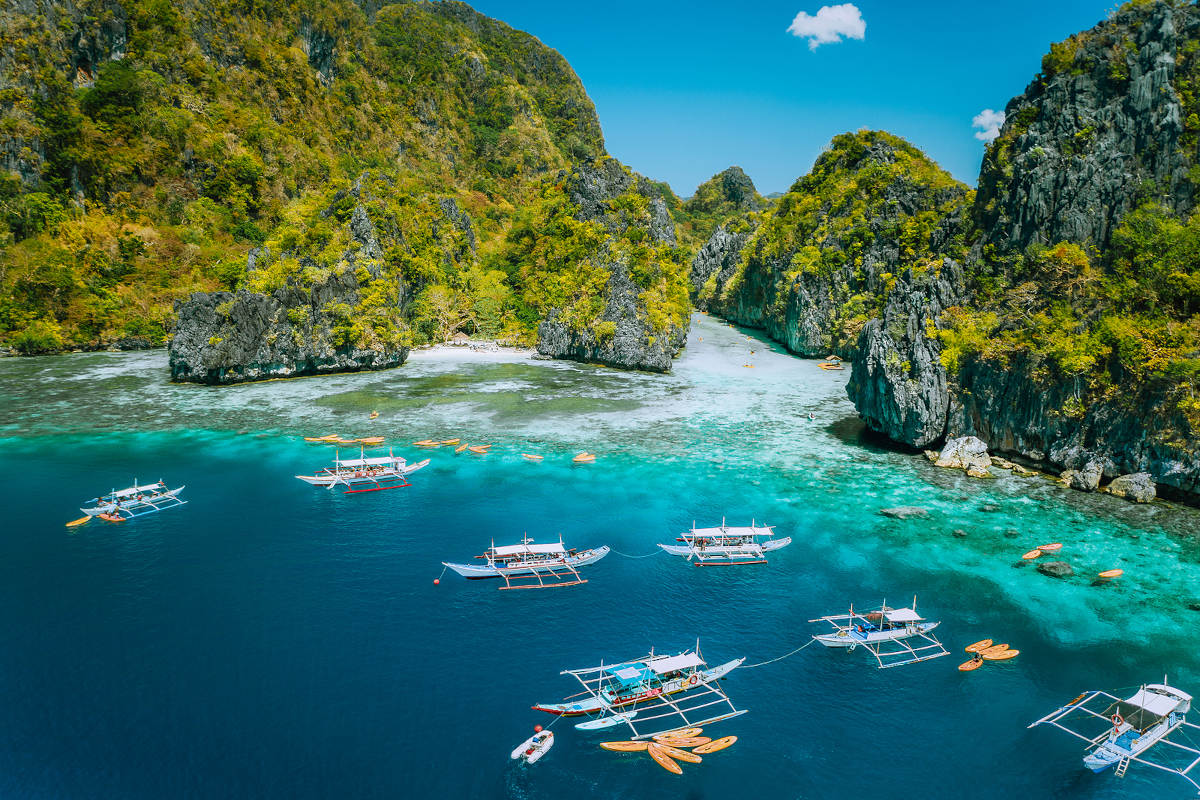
<box><xmin>972</xmin><ymin>109</ymin><xmax>1006</xmax><ymax>142</ymax></box>
<box><xmin>787</xmin><ymin>4</ymin><xmax>866</xmax><ymax>51</ymax></box>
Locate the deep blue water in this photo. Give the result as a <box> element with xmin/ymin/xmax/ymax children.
<box><xmin>1</xmin><ymin>314</ymin><xmax>1199</xmax><ymax>799</ymax></box>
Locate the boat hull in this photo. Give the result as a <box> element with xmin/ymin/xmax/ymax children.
<box><xmin>533</xmin><ymin>658</ymin><xmax>744</xmax><ymax>717</ymax></box>
<box><xmin>296</xmin><ymin>458</ymin><xmax>429</xmax><ymax>487</ymax></box>
<box><xmin>81</xmin><ymin>486</ymin><xmax>186</xmax><ymax>516</ymax></box>
<box><xmin>443</xmin><ymin>546</ymin><xmax>610</xmax><ymax>579</ymax></box>
<box><xmin>1084</xmin><ymin>716</ymin><xmax>1183</xmax><ymax>772</ymax></box>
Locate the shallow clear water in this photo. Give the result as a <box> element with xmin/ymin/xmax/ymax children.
<box><xmin>1</xmin><ymin>314</ymin><xmax>1198</xmax><ymax>798</ymax></box>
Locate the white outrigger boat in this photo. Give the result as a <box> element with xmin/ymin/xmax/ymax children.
<box><xmin>810</xmin><ymin>597</ymin><xmax>949</xmax><ymax>668</ymax></box>
<box><xmin>532</xmin><ymin>643</ymin><xmax>747</xmax><ymax>739</ymax></box>
<box><xmin>442</xmin><ymin>536</ymin><xmax>609</xmax><ymax>590</ymax></box>
<box><xmin>658</xmin><ymin>519</ymin><xmax>791</xmax><ymax>566</ymax></box>
<box><xmin>80</xmin><ymin>481</ymin><xmax>186</xmax><ymax>520</ymax></box>
<box><xmin>1030</xmin><ymin>681</ymin><xmax>1200</xmax><ymax>791</ymax></box>
<box><xmin>295</xmin><ymin>446</ymin><xmax>429</xmax><ymax>493</ymax></box>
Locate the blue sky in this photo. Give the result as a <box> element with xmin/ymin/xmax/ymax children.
<box><xmin>467</xmin><ymin>0</ymin><xmax>1117</xmax><ymax>196</ymax></box>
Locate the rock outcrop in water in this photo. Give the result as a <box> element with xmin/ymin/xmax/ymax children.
<box><xmin>533</xmin><ymin>158</ymin><xmax>690</xmax><ymax>372</ymax></box>
<box><xmin>843</xmin><ymin>1</ymin><xmax>1200</xmax><ymax>504</ymax></box>
<box><xmin>692</xmin><ymin>131</ymin><xmax>968</xmax><ymax>358</ymax></box>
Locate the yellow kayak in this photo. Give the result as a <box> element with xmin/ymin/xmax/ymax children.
<box><xmin>413</xmin><ymin>440</ymin><xmax>439</xmax><ymax>447</ymax></box>
<box><xmin>692</xmin><ymin>736</ymin><xmax>736</xmax><ymax>754</ymax></box>
<box><xmin>369</xmin><ymin>411</ymin><xmax>379</xmax><ymax>419</ymax></box>
<box><xmin>599</xmin><ymin>741</ymin><xmax>648</xmax><ymax>752</ymax></box>
<box><xmin>983</xmin><ymin>649</ymin><xmax>1020</xmax><ymax>661</ymax></box>
<box><xmin>455</xmin><ymin>443</ymin><xmax>469</xmax><ymax>453</ymax></box>
<box><xmin>964</xmin><ymin>639</ymin><xmax>993</xmax><ymax>653</ymax></box>
<box><xmin>304</xmin><ymin>437</ymin><xmax>326</xmax><ymax>442</ymax></box>
<box><xmin>646</xmin><ymin>745</ymin><xmax>682</xmax><ymax>774</ymax></box>
<box><xmin>65</xmin><ymin>516</ymin><xmax>91</xmax><ymax>528</ymax></box>
<box><xmin>320</xmin><ymin>435</ymin><xmax>342</xmax><ymax>442</ymax></box>
<box><xmin>357</xmin><ymin>437</ymin><xmax>384</xmax><ymax>445</ymax></box>
<box><xmin>650</xmin><ymin>743</ymin><xmax>700</xmax><ymax>764</ymax></box>
<box><xmin>440</xmin><ymin>439</ymin><xmax>460</xmax><ymax>446</ymax></box>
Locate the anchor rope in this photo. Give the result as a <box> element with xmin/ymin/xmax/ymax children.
<box><xmin>741</xmin><ymin>638</ymin><xmax>817</xmax><ymax>669</ymax></box>
<box><xmin>436</xmin><ymin>565</ymin><xmax>448</xmax><ymax>581</ymax></box>
<box><xmin>610</xmin><ymin>549</ymin><xmax>663</xmax><ymax>559</ymax></box>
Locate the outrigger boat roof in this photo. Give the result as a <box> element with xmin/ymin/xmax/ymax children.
<box><xmin>492</xmin><ymin>541</ymin><xmax>567</xmax><ymax>557</ymax></box>
<box><xmin>1030</xmin><ymin>682</ymin><xmax>1200</xmax><ymax>792</ymax></box>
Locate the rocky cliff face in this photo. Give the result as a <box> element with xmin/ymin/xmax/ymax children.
<box><xmin>169</xmin><ymin>173</ymin><xmax>431</xmax><ymax>384</ymax></box>
<box><xmin>534</xmin><ymin>158</ymin><xmax>689</xmax><ymax>372</ymax></box>
<box><xmin>169</xmin><ymin>268</ymin><xmax>408</xmax><ymax>385</ymax></box>
<box><xmin>848</xmin><ymin>257</ymin><xmax>965</xmax><ymax>447</ymax></box>
<box><xmin>845</xmin><ymin>0</ymin><xmax>1200</xmax><ymax>502</ymax></box>
<box><xmin>975</xmin><ymin>0</ymin><xmax>1200</xmax><ymax>252</ymax></box>
<box><xmin>694</xmin><ymin>131</ymin><xmax>967</xmax><ymax>358</ymax></box>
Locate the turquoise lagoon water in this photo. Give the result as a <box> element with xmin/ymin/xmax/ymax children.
<box><xmin>1</xmin><ymin>313</ymin><xmax>1199</xmax><ymax>798</ymax></box>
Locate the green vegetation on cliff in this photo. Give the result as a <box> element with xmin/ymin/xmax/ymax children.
<box><xmin>0</xmin><ymin>0</ymin><xmax>609</xmax><ymax>352</ymax></box>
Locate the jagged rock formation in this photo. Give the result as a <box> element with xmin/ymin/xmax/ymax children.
<box><xmin>534</xmin><ymin>158</ymin><xmax>689</xmax><ymax>372</ymax></box>
<box><xmin>844</xmin><ymin>1</ymin><xmax>1200</xmax><ymax>503</ymax></box>
<box><xmin>846</xmin><ymin>257</ymin><xmax>965</xmax><ymax>447</ymax></box>
<box><xmin>975</xmin><ymin>1</ymin><xmax>1200</xmax><ymax>251</ymax></box>
<box><xmin>693</xmin><ymin>131</ymin><xmax>968</xmax><ymax>358</ymax></box>
<box><xmin>679</xmin><ymin>166</ymin><xmax>767</xmax><ymax>243</ymax></box>
<box><xmin>169</xmin><ymin>268</ymin><xmax>408</xmax><ymax>384</ymax></box>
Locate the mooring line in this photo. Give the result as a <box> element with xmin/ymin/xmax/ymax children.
<box><xmin>741</xmin><ymin>638</ymin><xmax>816</xmax><ymax>669</ymax></box>
<box><xmin>611</xmin><ymin>549</ymin><xmax>662</xmax><ymax>559</ymax></box>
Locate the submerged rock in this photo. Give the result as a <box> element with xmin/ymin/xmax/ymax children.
<box><xmin>1105</xmin><ymin>472</ymin><xmax>1157</xmax><ymax>503</ymax></box>
<box><xmin>879</xmin><ymin>506</ymin><xmax>929</xmax><ymax>519</ymax></box>
<box><xmin>1037</xmin><ymin>561</ymin><xmax>1074</xmax><ymax>579</ymax></box>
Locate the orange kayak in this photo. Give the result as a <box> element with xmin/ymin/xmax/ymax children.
<box><xmin>654</xmin><ymin>736</ymin><xmax>710</xmax><ymax>748</ymax></box>
<box><xmin>646</xmin><ymin>744</ymin><xmax>682</xmax><ymax>774</ymax></box>
<box><xmin>98</xmin><ymin>513</ymin><xmax>125</xmax><ymax>523</ymax></box>
<box><xmin>1022</xmin><ymin>549</ymin><xmax>1042</xmax><ymax>560</ymax></box>
<box><xmin>455</xmin><ymin>443</ymin><xmax>469</xmax><ymax>453</ymax></box>
<box><xmin>965</xmin><ymin>639</ymin><xmax>993</xmax><ymax>653</ymax></box>
<box><xmin>984</xmin><ymin>649</ymin><xmax>1020</xmax><ymax>661</ymax></box>
<box><xmin>979</xmin><ymin>644</ymin><xmax>1009</xmax><ymax>656</ymax></box>
<box><xmin>959</xmin><ymin>658</ymin><xmax>984</xmax><ymax>671</ymax></box>
<box><xmin>1098</xmin><ymin>569</ymin><xmax>1124</xmax><ymax>579</ymax></box>
<box><xmin>1037</xmin><ymin>542</ymin><xmax>1063</xmax><ymax>552</ymax></box>
<box><xmin>599</xmin><ymin>741</ymin><xmax>648</xmax><ymax>752</ymax></box>
<box><xmin>651</xmin><ymin>743</ymin><xmax>700</xmax><ymax>764</ymax></box>
<box><xmin>692</xmin><ymin>736</ymin><xmax>736</xmax><ymax>754</ymax></box>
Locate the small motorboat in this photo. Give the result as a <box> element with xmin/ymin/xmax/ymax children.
<box><xmin>510</xmin><ymin>728</ymin><xmax>554</xmax><ymax>765</ymax></box>
<box><xmin>811</xmin><ymin>597</ymin><xmax>949</xmax><ymax>668</ymax></box>
<box><xmin>81</xmin><ymin>481</ymin><xmax>187</xmax><ymax>520</ymax></box>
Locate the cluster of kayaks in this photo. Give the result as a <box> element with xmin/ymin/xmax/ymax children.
<box><xmin>1018</xmin><ymin>542</ymin><xmax>1123</xmax><ymax>579</ymax></box>
<box><xmin>599</xmin><ymin>727</ymin><xmax>736</xmax><ymax>775</ymax></box>
<box><xmin>959</xmin><ymin>639</ymin><xmax>1020</xmax><ymax>671</ymax></box>
<box><xmin>303</xmin><ymin>434</ymin><xmax>385</xmax><ymax>445</ymax></box>
<box><xmin>413</xmin><ymin>439</ymin><xmax>461</xmax><ymax>447</ymax></box>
